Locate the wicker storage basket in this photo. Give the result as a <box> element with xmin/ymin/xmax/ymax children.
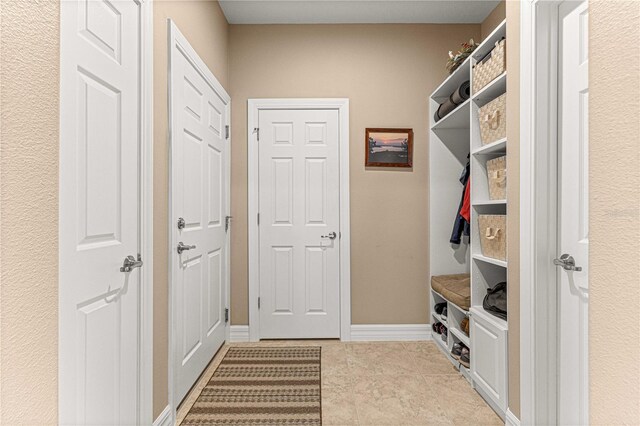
<box><xmin>478</xmin><ymin>93</ymin><xmax>507</xmax><ymax>145</ymax></box>
<box><xmin>486</xmin><ymin>156</ymin><xmax>507</xmax><ymax>200</ymax></box>
<box><xmin>473</xmin><ymin>39</ymin><xmax>506</xmax><ymax>93</ymax></box>
<box><xmin>478</xmin><ymin>215</ymin><xmax>507</xmax><ymax>261</ymax></box>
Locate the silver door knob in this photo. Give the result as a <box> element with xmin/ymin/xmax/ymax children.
<box><xmin>120</xmin><ymin>254</ymin><xmax>143</xmax><ymax>273</ymax></box>
<box><xmin>553</xmin><ymin>254</ymin><xmax>582</xmax><ymax>271</ymax></box>
<box><xmin>177</xmin><ymin>242</ymin><xmax>196</xmax><ymax>254</ymax></box>
<box><xmin>321</xmin><ymin>232</ymin><xmax>337</xmax><ymax>240</ymax></box>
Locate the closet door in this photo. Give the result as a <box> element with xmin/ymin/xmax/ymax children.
<box><xmin>470</xmin><ymin>308</ymin><xmax>507</xmax><ymax>413</ymax></box>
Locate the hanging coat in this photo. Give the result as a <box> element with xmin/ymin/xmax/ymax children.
<box><xmin>450</xmin><ymin>158</ymin><xmax>470</xmax><ymax>244</ymax></box>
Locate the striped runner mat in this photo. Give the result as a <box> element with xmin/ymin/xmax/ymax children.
<box><xmin>182</xmin><ymin>346</ymin><xmax>322</xmax><ymax>425</ymax></box>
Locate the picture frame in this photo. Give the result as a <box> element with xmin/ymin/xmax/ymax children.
<box><xmin>365</xmin><ymin>128</ymin><xmax>413</xmax><ymax>168</ymax></box>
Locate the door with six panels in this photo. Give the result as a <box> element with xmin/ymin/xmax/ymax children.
<box><xmin>170</xmin><ymin>23</ymin><xmax>230</xmax><ymax>405</ymax></box>
<box><xmin>258</xmin><ymin>109</ymin><xmax>341</xmax><ymax>339</ymax></box>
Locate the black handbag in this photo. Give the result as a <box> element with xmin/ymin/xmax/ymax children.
<box><xmin>483</xmin><ymin>282</ymin><xmax>507</xmax><ymax>320</ymax></box>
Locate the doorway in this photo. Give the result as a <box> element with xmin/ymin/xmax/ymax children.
<box><xmin>168</xmin><ymin>21</ymin><xmax>231</xmax><ymax>409</ymax></box>
<box><xmin>247</xmin><ymin>99</ymin><xmax>351</xmax><ymax>342</ymax></box>
<box><xmin>520</xmin><ymin>0</ymin><xmax>589</xmax><ymax>424</ymax></box>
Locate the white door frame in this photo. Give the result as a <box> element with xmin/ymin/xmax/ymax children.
<box><xmin>58</xmin><ymin>0</ymin><xmax>154</xmax><ymax>424</ymax></box>
<box><xmin>247</xmin><ymin>98</ymin><xmax>351</xmax><ymax>342</ymax></box>
<box><xmin>520</xmin><ymin>1</ymin><xmax>585</xmax><ymax>424</ymax></box>
<box><xmin>167</xmin><ymin>19</ymin><xmax>231</xmax><ymax>420</ymax></box>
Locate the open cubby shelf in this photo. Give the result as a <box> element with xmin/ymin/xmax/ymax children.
<box><xmin>428</xmin><ymin>19</ymin><xmax>508</xmax><ymax>420</ymax></box>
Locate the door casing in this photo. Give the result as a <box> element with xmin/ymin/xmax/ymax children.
<box><xmin>58</xmin><ymin>0</ymin><xmax>154</xmax><ymax>424</ymax></box>
<box><xmin>247</xmin><ymin>99</ymin><xmax>351</xmax><ymax>342</ymax></box>
<box><xmin>167</xmin><ymin>19</ymin><xmax>231</xmax><ymax>421</ymax></box>
<box><xmin>519</xmin><ymin>1</ymin><xmax>589</xmax><ymax>424</ymax></box>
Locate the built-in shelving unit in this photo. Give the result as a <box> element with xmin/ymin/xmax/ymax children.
<box><xmin>428</xmin><ymin>20</ymin><xmax>508</xmax><ymax>420</ymax></box>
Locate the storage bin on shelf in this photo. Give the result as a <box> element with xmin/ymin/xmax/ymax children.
<box><xmin>472</xmin><ymin>39</ymin><xmax>506</xmax><ymax>93</ymax></box>
<box><xmin>478</xmin><ymin>93</ymin><xmax>506</xmax><ymax>145</ymax></box>
<box><xmin>486</xmin><ymin>155</ymin><xmax>507</xmax><ymax>200</ymax></box>
<box><xmin>478</xmin><ymin>215</ymin><xmax>507</xmax><ymax>261</ymax></box>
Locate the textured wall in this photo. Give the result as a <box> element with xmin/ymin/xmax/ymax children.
<box><xmin>590</xmin><ymin>1</ymin><xmax>640</xmax><ymax>423</ymax></box>
<box><xmin>0</xmin><ymin>0</ymin><xmax>60</xmax><ymax>424</ymax></box>
<box><xmin>505</xmin><ymin>0</ymin><xmax>520</xmax><ymax>418</ymax></box>
<box><xmin>228</xmin><ymin>24</ymin><xmax>481</xmax><ymax>325</ymax></box>
<box><xmin>152</xmin><ymin>0</ymin><xmax>229</xmax><ymax>418</ymax></box>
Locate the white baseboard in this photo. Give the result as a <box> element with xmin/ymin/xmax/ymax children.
<box><xmin>349</xmin><ymin>324</ymin><xmax>432</xmax><ymax>341</ymax></box>
<box><xmin>229</xmin><ymin>325</ymin><xmax>250</xmax><ymax>342</ymax></box>
<box><xmin>153</xmin><ymin>405</ymin><xmax>172</xmax><ymax>426</ymax></box>
<box><xmin>505</xmin><ymin>409</ymin><xmax>520</xmax><ymax>426</ymax></box>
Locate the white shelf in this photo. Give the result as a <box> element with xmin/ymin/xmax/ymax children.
<box><xmin>431</xmin><ymin>311</ymin><xmax>448</xmax><ymax>327</ymax></box>
<box><xmin>471</xmin><ymin>306</ymin><xmax>508</xmax><ymax>330</ymax></box>
<box><xmin>472</xmin><ymin>20</ymin><xmax>506</xmax><ymax>62</ymax></box>
<box><xmin>472</xmin><ymin>72</ymin><xmax>506</xmax><ymax>105</ymax></box>
<box><xmin>472</xmin><ymin>138</ymin><xmax>506</xmax><ymax>155</ymax></box>
<box><xmin>473</xmin><ymin>254</ymin><xmax>508</xmax><ymax>268</ymax></box>
<box><xmin>432</xmin><ymin>330</ymin><xmax>449</xmax><ymax>352</ymax></box>
<box><xmin>431</xmin><ymin>99</ymin><xmax>470</xmax><ymax>130</ymax></box>
<box><xmin>450</xmin><ymin>327</ymin><xmax>471</xmax><ymax>347</ymax></box>
<box><xmin>472</xmin><ymin>199</ymin><xmax>507</xmax><ymax>206</ymax></box>
<box><xmin>431</xmin><ymin>57</ymin><xmax>472</xmax><ymax>102</ymax></box>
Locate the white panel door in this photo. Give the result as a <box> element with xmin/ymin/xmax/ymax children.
<box><xmin>557</xmin><ymin>1</ymin><xmax>589</xmax><ymax>424</ymax></box>
<box><xmin>59</xmin><ymin>0</ymin><xmax>143</xmax><ymax>424</ymax></box>
<box><xmin>170</xmin><ymin>25</ymin><xmax>229</xmax><ymax>404</ymax></box>
<box><xmin>258</xmin><ymin>109</ymin><xmax>341</xmax><ymax>339</ymax></box>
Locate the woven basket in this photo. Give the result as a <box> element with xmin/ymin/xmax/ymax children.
<box><xmin>478</xmin><ymin>93</ymin><xmax>507</xmax><ymax>145</ymax></box>
<box><xmin>478</xmin><ymin>215</ymin><xmax>507</xmax><ymax>261</ymax></box>
<box><xmin>486</xmin><ymin>156</ymin><xmax>507</xmax><ymax>200</ymax></box>
<box><xmin>472</xmin><ymin>39</ymin><xmax>506</xmax><ymax>93</ymax></box>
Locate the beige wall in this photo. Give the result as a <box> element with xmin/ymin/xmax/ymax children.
<box><xmin>228</xmin><ymin>24</ymin><xmax>481</xmax><ymax>325</ymax></box>
<box><xmin>590</xmin><ymin>1</ymin><xmax>640</xmax><ymax>424</ymax></box>
<box><xmin>0</xmin><ymin>0</ymin><xmax>60</xmax><ymax>424</ymax></box>
<box><xmin>505</xmin><ymin>0</ymin><xmax>521</xmax><ymax>418</ymax></box>
<box><xmin>152</xmin><ymin>0</ymin><xmax>229</xmax><ymax>417</ymax></box>
<box><xmin>481</xmin><ymin>1</ymin><xmax>506</xmax><ymax>40</ymax></box>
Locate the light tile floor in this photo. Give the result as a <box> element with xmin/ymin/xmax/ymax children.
<box><xmin>177</xmin><ymin>340</ymin><xmax>503</xmax><ymax>426</ymax></box>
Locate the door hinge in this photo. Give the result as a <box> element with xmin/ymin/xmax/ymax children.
<box><xmin>225</xmin><ymin>215</ymin><xmax>232</xmax><ymax>232</ymax></box>
<box><xmin>253</xmin><ymin>127</ymin><xmax>260</xmax><ymax>141</ymax></box>
<box><xmin>225</xmin><ymin>125</ymin><xmax>230</xmax><ymax>140</ymax></box>
<box><xmin>258</xmin><ymin>297</ymin><xmax>261</xmax><ymax>309</ymax></box>
<box><xmin>257</xmin><ymin>213</ymin><xmax>260</xmax><ymax>226</ymax></box>
<box><xmin>225</xmin><ymin>308</ymin><xmax>229</xmax><ymax>323</ymax></box>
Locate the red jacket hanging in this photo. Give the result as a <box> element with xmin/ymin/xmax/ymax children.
<box><xmin>459</xmin><ymin>179</ymin><xmax>471</xmax><ymax>222</ymax></box>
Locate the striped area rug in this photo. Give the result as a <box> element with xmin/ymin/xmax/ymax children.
<box><xmin>182</xmin><ymin>346</ymin><xmax>322</xmax><ymax>425</ymax></box>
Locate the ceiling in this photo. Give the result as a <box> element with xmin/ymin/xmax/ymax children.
<box><xmin>219</xmin><ymin>0</ymin><xmax>501</xmax><ymax>25</ymax></box>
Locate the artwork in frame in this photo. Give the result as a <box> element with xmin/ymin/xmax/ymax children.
<box><xmin>365</xmin><ymin>128</ymin><xmax>413</xmax><ymax>168</ymax></box>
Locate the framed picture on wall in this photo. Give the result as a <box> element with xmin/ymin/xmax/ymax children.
<box><xmin>365</xmin><ymin>128</ymin><xmax>413</xmax><ymax>168</ymax></box>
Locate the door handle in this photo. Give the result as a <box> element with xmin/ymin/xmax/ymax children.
<box><xmin>553</xmin><ymin>254</ymin><xmax>582</xmax><ymax>272</ymax></box>
<box><xmin>321</xmin><ymin>232</ymin><xmax>337</xmax><ymax>240</ymax></box>
<box><xmin>177</xmin><ymin>242</ymin><xmax>196</xmax><ymax>254</ymax></box>
<box><xmin>120</xmin><ymin>254</ymin><xmax>143</xmax><ymax>273</ymax></box>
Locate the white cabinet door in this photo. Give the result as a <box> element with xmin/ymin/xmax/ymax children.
<box><xmin>258</xmin><ymin>109</ymin><xmax>341</xmax><ymax>339</ymax></box>
<box><xmin>470</xmin><ymin>308</ymin><xmax>508</xmax><ymax>413</ymax></box>
<box><xmin>59</xmin><ymin>0</ymin><xmax>143</xmax><ymax>424</ymax></box>
<box><xmin>170</xmin><ymin>23</ymin><xmax>230</xmax><ymax>405</ymax></box>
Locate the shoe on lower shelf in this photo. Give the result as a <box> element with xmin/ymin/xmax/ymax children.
<box><xmin>432</xmin><ymin>322</ymin><xmax>442</xmax><ymax>334</ymax></box>
<box><xmin>460</xmin><ymin>317</ymin><xmax>469</xmax><ymax>336</ymax></box>
<box><xmin>451</xmin><ymin>342</ymin><xmax>463</xmax><ymax>360</ymax></box>
<box><xmin>460</xmin><ymin>347</ymin><xmax>470</xmax><ymax>368</ymax></box>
